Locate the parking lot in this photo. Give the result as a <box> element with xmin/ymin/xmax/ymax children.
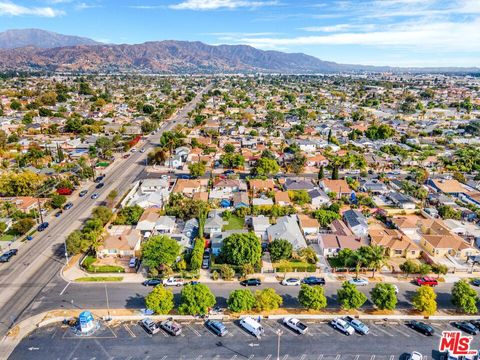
<box><xmin>10</xmin><ymin>318</ymin><xmax>455</xmax><ymax>360</ymax></box>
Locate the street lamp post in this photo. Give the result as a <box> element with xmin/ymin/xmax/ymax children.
<box><xmin>276</xmin><ymin>329</ymin><xmax>283</xmax><ymax>360</ymax></box>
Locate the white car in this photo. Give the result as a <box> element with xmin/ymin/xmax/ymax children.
<box><xmin>131</xmin><ymin>148</ymin><xmax>137</xmax><ymax>152</ymax></box>
<box><xmin>408</xmin><ymin>352</ymin><xmax>423</xmax><ymax>360</ymax></box>
<box><xmin>140</xmin><ymin>148</ymin><xmax>146</xmax><ymax>153</ymax></box>
<box><xmin>283</xmin><ymin>317</ymin><xmax>308</xmax><ymax>334</ymax></box>
<box><xmin>331</xmin><ymin>318</ymin><xmax>355</xmax><ymax>336</ymax></box>
<box><xmin>163</xmin><ymin>277</ymin><xmax>184</xmax><ymax>287</ymax></box>
<box><xmin>281</xmin><ymin>278</ymin><xmax>301</xmax><ymax>286</ymax></box>
<box><xmin>392</xmin><ymin>284</ymin><xmax>399</xmax><ymax>294</ymax></box>
<box><xmin>349</xmin><ymin>278</ymin><xmax>369</xmax><ymax>286</ymax></box>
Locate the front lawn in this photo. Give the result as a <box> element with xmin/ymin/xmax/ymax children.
<box><xmin>0</xmin><ymin>234</ymin><xmax>14</xmax><ymax>241</ymax></box>
<box><xmin>82</xmin><ymin>255</ymin><xmax>125</xmax><ymax>273</ymax></box>
<box><xmin>273</xmin><ymin>260</ymin><xmax>316</xmax><ymax>272</ymax></box>
<box><xmin>75</xmin><ymin>276</ymin><xmax>123</xmax><ymax>282</ymax></box>
<box><xmin>222</xmin><ymin>215</ymin><xmax>245</xmax><ymax>231</ymax></box>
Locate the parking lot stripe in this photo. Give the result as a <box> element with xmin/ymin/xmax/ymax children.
<box><xmin>389</xmin><ymin>326</ymin><xmax>410</xmax><ymax>337</ymax></box>
<box><xmin>314</xmin><ymin>325</ymin><xmax>330</xmax><ymax>336</ymax></box>
<box><xmin>265</xmin><ymin>355</ymin><xmax>272</xmax><ymax>360</ymax></box>
<box><xmin>390</xmin><ymin>355</ymin><xmax>395</xmax><ymax>360</ymax></box>
<box><xmin>194</xmin><ymin>356</ymin><xmax>203</xmax><ymax>360</ymax></box>
<box><xmin>187</xmin><ymin>324</ymin><xmax>201</xmax><ymax>337</ymax></box>
<box><xmin>370</xmin><ymin>355</ymin><xmax>375</xmax><ymax>360</ymax></box>
<box><xmin>248</xmin><ymin>355</ymin><xmax>254</xmax><ymax>360</ymax></box>
<box><xmin>370</xmin><ymin>324</ymin><xmax>394</xmax><ymax>337</ymax></box>
<box><xmin>335</xmin><ymin>354</ymin><xmax>341</xmax><ymax>360</ymax></box>
<box><xmin>317</xmin><ymin>355</ymin><xmax>323</xmax><ymax>360</ymax></box>
<box><xmin>354</xmin><ymin>355</ymin><xmax>359</xmax><ymax>360</ymax></box>
<box><xmin>300</xmin><ymin>355</ymin><xmax>307</xmax><ymax>360</ymax></box>
<box><xmin>124</xmin><ymin>324</ymin><xmax>136</xmax><ymax>338</ymax></box>
<box><xmin>230</xmin><ymin>355</ymin><xmax>237</xmax><ymax>360</ymax></box>
<box><xmin>160</xmin><ymin>356</ymin><xmax>167</xmax><ymax>360</ymax></box>
<box><xmin>281</xmin><ymin>355</ymin><xmax>288</xmax><ymax>360</ymax></box>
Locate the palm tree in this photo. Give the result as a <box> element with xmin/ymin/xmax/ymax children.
<box><xmin>365</xmin><ymin>245</ymin><xmax>388</xmax><ymax>278</ymax></box>
<box><xmin>347</xmin><ymin>251</ymin><xmax>365</xmax><ymax>279</ymax></box>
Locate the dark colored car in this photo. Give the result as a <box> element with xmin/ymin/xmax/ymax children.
<box><xmin>408</xmin><ymin>320</ymin><xmax>435</xmax><ymax>336</ymax></box>
<box><xmin>79</xmin><ymin>190</ymin><xmax>88</xmax><ymax>197</ymax></box>
<box><xmin>55</xmin><ymin>211</ymin><xmax>63</xmax><ymax>217</ymax></box>
<box><xmin>180</xmin><ymin>174</ymin><xmax>191</xmax><ymax>179</ymax></box>
<box><xmin>472</xmin><ymin>279</ymin><xmax>480</xmax><ymax>287</ymax></box>
<box><xmin>37</xmin><ymin>222</ymin><xmax>49</xmax><ymax>232</ymax></box>
<box><xmin>91</xmin><ymin>193</ymin><xmax>100</xmax><ymax>200</ymax></box>
<box><xmin>142</xmin><ymin>279</ymin><xmax>162</xmax><ymax>286</ymax></box>
<box><xmin>453</xmin><ymin>321</ymin><xmax>479</xmax><ymax>335</ymax></box>
<box><xmin>95</xmin><ymin>182</ymin><xmax>105</xmax><ymax>189</ymax></box>
<box><xmin>63</xmin><ymin>202</ymin><xmax>73</xmax><ymax>210</ymax></box>
<box><xmin>205</xmin><ymin>320</ymin><xmax>228</xmax><ymax>337</ymax></box>
<box><xmin>240</xmin><ymin>278</ymin><xmax>261</xmax><ymax>286</ymax></box>
<box><xmin>224</xmin><ymin>170</ymin><xmax>235</xmax><ymax>176</ymax></box>
<box><xmin>302</xmin><ymin>276</ymin><xmax>326</xmax><ymax>286</ymax></box>
<box><xmin>0</xmin><ymin>254</ymin><xmax>10</xmax><ymax>263</ymax></box>
<box><xmin>4</xmin><ymin>249</ymin><xmax>18</xmax><ymax>257</ymax></box>
<box><xmin>94</xmin><ymin>176</ymin><xmax>104</xmax><ymax>183</ymax></box>
<box><xmin>468</xmin><ymin>320</ymin><xmax>480</xmax><ymax>330</ymax></box>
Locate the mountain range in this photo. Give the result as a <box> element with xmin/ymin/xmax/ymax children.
<box><xmin>0</xmin><ymin>28</ymin><xmax>478</xmax><ymax>74</ymax></box>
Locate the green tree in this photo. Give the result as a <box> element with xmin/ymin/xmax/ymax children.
<box><xmin>452</xmin><ymin>280</ymin><xmax>478</xmax><ymax>314</ymax></box>
<box><xmin>145</xmin><ymin>285</ymin><xmax>174</xmax><ymax>314</ymax></box>
<box><xmin>268</xmin><ymin>239</ymin><xmax>293</xmax><ymax>262</ymax></box>
<box><xmin>141</xmin><ymin>235</ymin><xmax>181</xmax><ymax>270</ymax></box>
<box><xmin>412</xmin><ymin>286</ymin><xmax>437</xmax><ymax>315</ymax></box>
<box><xmin>224</xmin><ymin>144</ymin><xmax>235</xmax><ymax>153</ymax></box>
<box><xmin>178</xmin><ymin>284</ymin><xmax>216</xmax><ymax>315</ymax></box>
<box><xmin>289</xmin><ymin>190</ymin><xmax>310</xmax><ymax>205</ymax></box>
<box><xmin>114</xmin><ymin>205</ymin><xmax>144</xmax><ymax>225</ymax></box>
<box><xmin>370</xmin><ymin>283</ymin><xmax>397</xmax><ymax>310</ymax></box>
<box><xmin>190</xmin><ymin>238</ymin><xmax>205</xmax><ymax>271</ymax></box>
<box><xmin>318</xmin><ymin>166</ymin><xmax>324</xmax><ymax>180</ymax></box>
<box><xmin>400</xmin><ymin>259</ymin><xmax>419</xmax><ymax>278</ymax></box>
<box><xmin>312</xmin><ymin>209</ymin><xmax>340</xmax><ymax>227</ymax></box>
<box><xmin>255</xmin><ymin>288</ymin><xmax>283</xmax><ymax>311</ymax></box>
<box><xmin>337</xmin><ymin>281</ymin><xmax>367</xmax><ymax>310</ymax></box>
<box><xmin>92</xmin><ymin>206</ymin><xmax>113</xmax><ymax>225</ymax></box>
<box><xmin>431</xmin><ymin>263</ymin><xmax>448</xmax><ymax>278</ymax></box>
<box><xmin>11</xmin><ymin>218</ymin><xmax>35</xmax><ymax>235</ymax></box>
<box><xmin>298</xmin><ymin>247</ymin><xmax>318</xmax><ymax>264</ymax></box>
<box><xmin>0</xmin><ymin>222</ymin><xmax>7</xmax><ymax>234</ymax></box>
<box><xmin>66</xmin><ymin>230</ymin><xmax>89</xmax><ymax>255</ymax></box>
<box><xmin>188</xmin><ymin>161</ymin><xmax>206</xmax><ymax>178</ymax></box>
<box><xmin>227</xmin><ymin>289</ymin><xmax>256</xmax><ymax>312</ymax></box>
<box><xmin>221</xmin><ymin>232</ymin><xmax>261</xmax><ymax>266</ymax></box>
<box><xmin>220</xmin><ymin>264</ymin><xmax>235</xmax><ymax>280</ymax></box>
<box><xmin>10</xmin><ymin>100</ymin><xmax>21</xmax><ymax>110</ymax></box>
<box><xmin>438</xmin><ymin>205</ymin><xmax>462</xmax><ymax>220</ymax></box>
<box><xmin>220</xmin><ymin>153</ymin><xmax>245</xmax><ymax>169</ymax></box>
<box><xmin>50</xmin><ymin>194</ymin><xmax>67</xmax><ymax>209</ymax></box>
<box><xmin>251</xmin><ymin>157</ymin><xmax>280</xmax><ymax>177</ymax></box>
<box><xmin>364</xmin><ymin>245</ymin><xmax>387</xmax><ymax>278</ymax></box>
<box><xmin>298</xmin><ymin>284</ymin><xmax>327</xmax><ymax>310</ymax></box>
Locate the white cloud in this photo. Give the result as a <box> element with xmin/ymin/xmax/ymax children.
<box><xmin>301</xmin><ymin>24</ymin><xmax>377</xmax><ymax>33</ymax></box>
<box><xmin>75</xmin><ymin>2</ymin><xmax>102</xmax><ymax>10</ymax></box>
<box><xmin>169</xmin><ymin>0</ymin><xmax>277</xmax><ymax>10</ymax></box>
<box><xmin>0</xmin><ymin>1</ymin><xmax>64</xmax><ymax>16</ymax></box>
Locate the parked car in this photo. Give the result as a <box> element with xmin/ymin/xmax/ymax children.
<box><xmin>180</xmin><ymin>174</ymin><xmax>191</xmax><ymax>179</ymax></box>
<box><xmin>224</xmin><ymin>170</ymin><xmax>235</xmax><ymax>176</ymax></box>
<box><xmin>281</xmin><ymin>278</ymin><xmax>301</xmax><ymax>286</ymax></box>
<box><xmin>0</xmin><ymin>254</ymin><xmax>10</xmax><ymax>263</ymax></box>
<box><xmin>37</xmin><ymin>222</ymin><xmax>49</xmax><ymax>232</ymax></box>
<box><xmin>415</xmin><ymin>277</ymin><xmax>438</xmax><ymax>287</ymax></box>
<box><xmin>79</xmin><ymin>190</ymin><xmax>88</xmax><ymax>197</ymax></box>
<box><xmin>468</xmin><ymin>320</ymin><xmax>480</xmax><ymax>330</ymax></box>
<box><xmin>302</xmin><ymin>276</ymin><xmax>326</xmax><ymax>286</ymax></box>
<box><xmin>131</xmin><ymin>148</ymin><xmax>137</xmax><ymax>153</ymax></box>
<box><xmin>348</xmin><ymin>278</ymin><xmax>369</xmax><ymax>286</ymax></box>
<box><xmin>201</xmin><ymin>258</ymin><xmax>209</xmax><ymax>269</ymax></box>
<box><xmin>160</xmin><ymin>319</ymin><xmax>182</xmax><ymax>336</ymax></box>
<box><xmin>239</xmin><ymin>317</ymin><xmax>264</xmax><ymax>338</ymax></box>
<box><xmin>63</xmin><ymin>202</ymin><xmax>73</xmax><ymax>210</ymax></box>
<box><xmin>94</xmin><ymin>175</ymin><xmax>105</xmax><ymax>183</ymax></box>
<box><xmin>55</xmin><ymin>211</ymin><xmax>63</xmax><ymax>217</ymax></box>
<box><xmin>343</xmin><ymin>316</ymin><xmax>369</xmax><ymax>335</ymax></box>
<box><xmin>453</xmin><ymin>321</ymin><xmax>479</xmax><ymax>335</ymax></box>
<box><xmin>163</xmin><ymin>277</ymin><xmax>184</xmax><ymax>286</ymax></box>
<box><xmin>472</xmin><ymin>279</ymin><xmax>480</xmax><ymax>287</ymax></box>
<box><xmin>392</xmin><ymin>284</ymin><xmax>399</xmax><ymax>294</ymax></box>
<box><xmin>205</xmin><ymin>320</ymin><xmax>228</xmax><ymax>337</ymax></box>
<box><xmin>408</xmin><ymin>320</ymin><xmax>435</xmax><ymax>336</ymax></box>
<box><xmin>140</xmin><ymin>318</ymin><xmax>160</xmax><ymax>335</ymax></box>
<box><xmin>95</xmin><ymin>182</ymin><xmax>105</xmax><ymax>189</ymax></box>
<box><xmin>123</xmin><ymin>154</ymin><xmax>130</xmax><ymax>159</ymax></box>
<box><xmin>140</xmin><ymin>148</ymin><xmax>146</xmax><ymax>153</ymax></box>
<box><xmin>283</xmin><ymin>317</ymin><xmax>308</xmax><ymax>334</ymax></box>
<box><xmin>240</xmin><ymin>278</ymin><xmax>261</xmax><ymax>286</ymax></box>
<box><xmin>142</xmin><ymin>279</ymin><xmax>162</xmax><ymax>287</ymax></box>
<box><xmin>91</xmin><ymin>193</ymin><xmax>100</xmax><ymax>199</ymax></box>
<box><xmin>331</xmin><ymin>318</ymin><xmax>355</xmax><ymax>335</ymax></box>
<box><xmin>407</xmin><ymin>352</ymin><xmax>423</xmax><ymax>360</ymax></box>
<box><xmin>4</xmin><ymin>249</ymin><xmax>17</xmax><ymax>257</ymax></box>
<box><xmin>129</xmin><ymin>257</ymin><xmax>138</xmax><ymax>268</ymax></box>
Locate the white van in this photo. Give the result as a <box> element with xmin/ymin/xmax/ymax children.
<box><xmin>239</xmin><ymin>317</ymin><xmax>264</xmax><ymax>338</ymax></box>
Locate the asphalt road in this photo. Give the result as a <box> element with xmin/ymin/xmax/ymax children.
<box><xmin>0</xmin><ymin>84</ymin><xmax>212</xmax><ymax>337</ymax></box>
<box><xmin>10</xmin><ymin>318</ymin><xmax>450</xmax><ymax>360</ymax></box>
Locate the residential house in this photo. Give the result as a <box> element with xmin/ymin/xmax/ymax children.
<box><xmin>274</xmin><ymin>191</ymin><xmax>291</xmax><ymax>206</ymax></box>
<box><xmin>284</xmin><ymin>178</ymin><xmax>314</xmax><ymax>191</ymax></box>
<box><xmin>266</xmin><ymin>215</ymin><xmax>307</xmax><ymax>249</ymax></box>
<box><xmin>210</xmin><ymin>179</ymin><xmax>246</xmax><ymax>200</ymax></box>
<box><xmin>252</xmin><ymin>197</ymin><xmax>274</xmax><ymax>206</ymax></box>
<box><xmin>343</xmin><ymin>210</ymin><xmax>369</xmax><ymax>238</ymax></box>
<box><xmin>360</xmin><ymin>180</ymin><xmax>389</xmax><ymax>195</ymax></box>
<box><xmin>249</xmin><ymin>179</ymin><xmax>275</xmax><ymax>194</ymax></box>
<box><xmin>251</xmin><ymin>215</ymin><xmax>270</xmax><ymax>241</ymax></box>
<box><xmin>0</xmin><ymin>197</ymin><xmax>48</xmax><ymax>213</ymax></box>
<box><xmin>233</xmin><ymin>192</ymin><xmax>249</xmax><ymax>209</ymax></box>
<box><xmin>308</xmin><ymin>189</ymin><xmax>330</xmax><ymax>209</ymax></box>
<box><xmin>298</xmin><ymin>214</ymin><xmax>320</xmax><ymax>236</ymax></box>
<box><xmin>319</xmin><ymin>179</ymin><xmax>352</xmax><ymax>197</ymax></box>
<box><xmin>97</xmin><ymin>226</ymin><xmax>142</xmax><ymax>257</ymax></box>
<box><xmin>318</xmin><ymin>219</ymin><xmax>363</xmax><ymax>257</ymax></box>
<box><xmin>369</xmin><ymin>228</ymin><xmax>420</xmax><ymax>258</ymax></box>
<box><xmin>172</xmin><ymin>179</ymin><xmax>207</xmax><ymax>197</ymax></box>
<box><xmin>136</xmin><ymin>208</ymin><xmax>161</xmax><ymax>234</ymax></box>
<box><xmin>211</xmin><ymin>229</ymin><xmax>248</xmax><ymax>256</ymax></box>
<box><xmin>155</xmin><ymin>216</ymin><xmax>176</xmax><ymax>234</ymax></box>
<box><xmin>387</xmin><ymin>192</ymin><xmax>416</xmax><ymax>210</ymax></box>
<box><xmin>204</xmin><ymin>212</ymin><xmax>227</xmax><ymax>238</ymax></box>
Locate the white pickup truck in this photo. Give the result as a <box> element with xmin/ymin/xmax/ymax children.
<box><xmin>283</xmin><ymin>317</ymin><xmax>308</xmax><ymax>334</ymax></box>
<box><xmin>162</xmin><ymin>277</ymin><xmax>184</xmax><ymax>287</ymax></box>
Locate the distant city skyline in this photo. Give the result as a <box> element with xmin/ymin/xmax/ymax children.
<box><xmin>0</xmin><ymin>0</ymin><xmax>479</xmax><ymax>67</ymax></box>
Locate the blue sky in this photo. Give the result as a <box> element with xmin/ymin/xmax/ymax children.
<box><xmin>0</xmin><ymin>0</ymin><xmax>479</xmax><ymax>67</ymax></box>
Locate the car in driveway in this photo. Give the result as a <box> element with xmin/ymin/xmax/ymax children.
<box><xmin>129</xmin><ymin>257</ymin><xmax>138</xmax><ymax>268</ymax></box>
<box><xmin>140</xmin><ymin>318</ymin><xmax>160</xmax><ymax>335</ymax></box>
<box><xmin>201</xmin><ymin>258</ymin><xmax>209</xmax><ymax>269</ymax></box>
<box><xmin>63</xmin><ymin>202</ymin><xmax>73</xmax><ymax>210</ymax></box>
<box><xmin>343</xmin><ymin>316</ymin><xmax>369</xmax><ymax>335</ymax></box>
<box><xmin>37</xmin><ymin>222</ymin><xmax>49</xmax><ymax>231</ymax></box>
<box><xmin>415</xmin><ymin>277</ymin><xmax>438</xmax><ymax>286</ymax></box>
<box><xmin>91</xmin><ymin>193</ymin><xmax>100</xmax><ymax>199</ymax></box>
<box><xmin>348</xmin><ymin>278</ymin><xmax>369</xmax><ymax>286</ymax></box>
<box><xmin>453</xmin><ymin>321</ymin><xmax>479</xmax><ymax>335</ymax></box>
<box><xmin>283</xmin><ymin>317</ymin><xmax>308</xmax><ymax>334</ymax></box>
<box><xmin>407</xmin><ymin>352</ymin><xmax>423</xmax><ymax>360</ymax></box>
<box><xmin>281</xmin><ymin>278</ymin><xmax>301</xmax><ymax>286</ymax></box>
<box><xmin>142</xmin><ymin>279</ymin><xmax>162</xmax><ymax>287</ymax></box>
<box><xmin>407</xmin><ymin>320</ymin><xmax>434</xmax><ymax>336</ymax></box>
<box><xmin>302</xmin><ymin>276</ymin><xmax>326</xmax><ymax>286</ymax></box>
<box><xmin>205</xmin><ymin>320</ymin><xmax>228</xmax><ymax>337</ymax></box>
<box><xmin>240</xmin><ymin>278</ymin><xmax>261</xmax><ymax>286</ymax></box>
<box><xmin>331</xmin><ymin>318</ymin><xmax>355</xmax><ymax>335</ymax></box>
<box><xmin>95</xmin><ymin>182</ymin><xmax>105</xmax><ymax>189</ymax></box>
<box><xmin>79</xmin><ymin>190</ymin><xmax>88</xmax><ymax>197</ymax></box>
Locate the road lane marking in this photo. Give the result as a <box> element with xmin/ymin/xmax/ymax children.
<box><xmin>59</xmin><ymin>281</ymin><xmax>71</xmax><ymax>295</ymax></box>
<box><xmin>370</xmin><ymin>324</ymin><xmax>394</xmax><ymax>337</ymax></box>
<box><xmin>195</xmin><ymin>356</ymin><xmax>203</xmax><ymax>360</ymax></box>
<box><xmin>389</xmin><ymin>326</ymin><xmax>410</xmax><ymax>337</ymax></box>
<box><xmin>159</xmin><ymin>356</ymin><xmax>167</xmax><ymax>360</ymax></box>
<box><xmin>187</xmin><ymin>324</ymin><xmax>201</xmax><ymax>337</ymax></box>
<box><xmin>124</xmin><ymin>324</ymin><xmax>136</xmax><ymax>338</ymax></box>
